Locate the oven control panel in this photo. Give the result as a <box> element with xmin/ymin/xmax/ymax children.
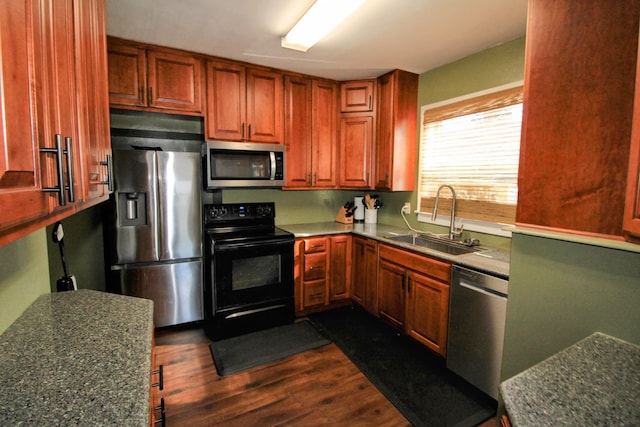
<box><xmin>204</xmin><ymin>202</ymin><xmax>275</xmax><ymax>223</ymax></box>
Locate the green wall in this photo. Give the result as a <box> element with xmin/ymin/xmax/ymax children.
<box><xmin>502</xmin><ymin>233</ymin><xmax>640</xmax><ymax>379</ymax></box>
<box><xmin>45</xmin><ymin>204</ymin><xmax>107</xmax><ymax>293</ymax></box>
<box><xmin>0</xmin><ymin>229</ymin><xmax>50</xmax><ymax>334</ymax></box>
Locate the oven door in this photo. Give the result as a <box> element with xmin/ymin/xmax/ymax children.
<box><xmin>210</xmin><ymin>236</ymin><xmax>294</xmax><ymax>311</ymax></box>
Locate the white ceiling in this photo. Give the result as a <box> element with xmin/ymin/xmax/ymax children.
<box><xmin>106</xmin><ymin>0</ymin><xmax>528</xmax><ymax>81</ymax></box>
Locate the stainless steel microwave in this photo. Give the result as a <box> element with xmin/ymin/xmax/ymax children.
<box><xmin>202</xmin><ymin>141</ymin><xmax>285</xmax><ymax>189</ymax></box>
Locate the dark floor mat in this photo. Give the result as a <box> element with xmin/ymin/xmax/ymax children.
<box><xmin>309</xmin><ymin>305</ymin><xmax>496</xmax><ymax>427</ymax></box>
<box><xmin>209</xmin><ymin>320</ymin><xmax>330</xmax><ymax>376</ymax></box>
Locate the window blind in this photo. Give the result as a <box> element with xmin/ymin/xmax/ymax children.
<box><xmin>418</xmin><ymin>86</ymin><xmax>523</xmax><ymax>224</ymax></box>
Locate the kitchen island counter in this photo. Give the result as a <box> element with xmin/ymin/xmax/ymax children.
<box><xmin>280</xmin><ymin>221</ymin><xmax>509</xmax><ymax>278</ymax></box>
<box><xmin>0</xmin><ymin>289</ymin><xmax>154</xmax><ymax>425</ymax></box>
<box><xmin>500</xmin><ymin>332</ymin><xmax>640</xmax><ymax>426</ymax></box>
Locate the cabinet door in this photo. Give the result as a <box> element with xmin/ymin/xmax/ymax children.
<box><xmin>311</xmin><ymin>80</ymin><xmax>338</xmax><ymax>187</ymax></box>
<box><xmin>148</xmin><ymin>50</ymin><xmax>202</xmax><ymax>113</ymax></box>
<box><xmin>406</xmin><ymin>271</ymin><xmax>450</xmax><ymax>356</ymax></box>
<box><xmin>206</xmin><ymin>60</ymin><xmax>246</xmax><ymax>141</ymax></box>
<box><xmin>351</xmin><ymin>238</ymin><xmax>366</xmax><ymax>304</ymax></box>
<box><xmin>329</xmin><ymin>234</ymin><xmax>351</xmax><ymax>301</ymax></box>
<box><xmin>377</xmin><ymin>258</ymin><xmax>406</xmax><ymax>330</ymax></box>
<box><xmin>517</xmin><ymin>1</ymin><xmax>639</xmax><ymax>237</ymax></box>
<box><xmin>32</xmin><ymin>0</ymin><xmax>81</xmax><ymax>217</ymax></box>
<box><xmin>74</xmin><ymin>0</ymin><xmax>111</xmax><ymax>203</ymax></box>
<box><xmin>340</xmin><ymin>80</ymin><xmax>374</xmax><ymax>112</ymax></box>
<box><xmin>107</xmin><ymin>41</ymin><xmax>146</xmax><ymax>107</ymax></box>
<box><xmin>284</xmin><ymin>75</ymin><xmax>312</xmax><ymax>187</ymax></box>
<box><xmin>339</xmin><ymin>115</ymin><xmax>372</xmax><ymax>188</ymax></box>
<box><xmin>246</xmin><ymin>67</ymin><xmax>283</xmax><ymax>143</ymax></box>
<box><xmin>375</xmin><ymin>70</ymin><xmax>417</xmax><ymax>191</ymax></box>
<box><xmin>0</xmin><ymin>0</ymin><xmax>49</xmax><ymax>235</ymax></box>
<box><xmin>352</xmin><ymin>237</ymin><xmax>378</xmax><ymax>315</ymax></box>
<box><xmin>362</xmin><ymin>238</ymin><xmax>378</xmax><ymax>315</ymax></box>
<box><xmin>624</xmin><ymin>31</ymin><xmax>640</xmax><ymax>242</ymax></box>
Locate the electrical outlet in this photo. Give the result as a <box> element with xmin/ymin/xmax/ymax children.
<box><xmin>402</xmin><ymin>202</ymin><xmax>411</xmax><ymax>214</ymax></box>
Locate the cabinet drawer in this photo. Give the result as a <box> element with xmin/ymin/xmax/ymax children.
<box><xmin>304</xmin><ymin>237</ymin><xmax>327</xmax><ymax>253</ymax></box>
<box><xmin>379</xmin><ymin>244</ymin><xmax>451</xmax><ymax>283</ymax></box>
<box><xmin>303</xmin><ymin>281</ymin><xmax>326</xmax><ymax>307</ymax></box>
<box><xmin>304</xmin><ymin>252</ymin><xmax>326</xmax><ymax>280</ymax></box>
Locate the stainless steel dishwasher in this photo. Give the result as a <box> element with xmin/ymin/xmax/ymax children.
<box><xmin>447</xmin><ymin>265</ymin><xmax>508</xmax><ymax>400</ymax></box>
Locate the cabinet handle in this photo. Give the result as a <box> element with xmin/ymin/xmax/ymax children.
<box><xmin>100</xmin><ymin>154</ymin><xmax>113</xmax><ymax>191</ymax></box>
<box><xmin>154</xmin><ymin>397</ymin><xmax>166</xmax><ymax>427</ymax></box>
<box><xmin>313</xmin><ymin>173</ymin><xmax>317</xmax><ymax>186</ymax></box>
<box><xmin>241</xmin><ymin>122</ymin><xmax>245</xmax><ymax>139</ymax></box>
<box><xmin>307</xmin><ymin>173</ymin><xmax>312</xmax><ymax>186</ymax></box>
<box><xmin>40</xmin><ymin>134</ymin><xmax>66</xmax><ymax>206</ymax></box>
<box><xmin>148</xmin><ymin>87</ymin><xmax>152</xmax><ymax>103</ymax></box>
<box><xmin>152</xmin><ymin>364</ymin><xmax>164</xmax><ymax>391</ymax></box>
<box><xmin>368</xmin><ymin>95</ymin><xmax>372</xmax><ymax>110</ymax></box>
<box><xmin>407</xmin><ymin>276</ymin><xmax>412</xmax><ymax>294</ymax></box>
<box><xmin>64</xmin><ymin>137</ymin><xmax>75</xmax><ymax>203</ymax></box>
<box><xmin>248</xmin><ymin>124</ymin><xmax>252</xmax><ymax>140</ymax></box>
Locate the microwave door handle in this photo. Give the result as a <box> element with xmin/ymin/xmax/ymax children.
<box><xmin>270</xmin><ymin>151</ymin><xmax>276</xmax><ymax>180</ymax></box>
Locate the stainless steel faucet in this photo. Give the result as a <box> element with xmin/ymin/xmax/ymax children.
<box><xmin>432</xmin><ymin>184</ymin><xmax>463</xmax><ymax>240</ymax></box>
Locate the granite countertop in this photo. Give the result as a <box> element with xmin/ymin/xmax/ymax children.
<box><xmin>0</xmin><ymin>289</ymin><xmax>154</xmax><ymax>426</ymax></box>
<box><xmin>279</xmin><ymin>221</ymin><xmax>510</xmax><ymax>278</ymax></box>
<box><xmin>500</xmin><ymin>332</ymin><xmax>640</xmax><ymax>426</ymax></box>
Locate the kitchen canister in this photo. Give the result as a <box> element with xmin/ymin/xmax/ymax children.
<box><xmin>354</xmin><ymin>197</ymin><xmax>365</xmax><ymax>222</ymax></box>
<box><xmin>364</xmin><ymin>208</ymin><xmax>377</xmax><ymax>224</ymax></box>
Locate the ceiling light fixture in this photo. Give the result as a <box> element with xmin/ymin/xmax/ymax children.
<box><xmin>281</xmin><ymin>0</ymin><xmax>366</xmax><ymax>52</ymax></box>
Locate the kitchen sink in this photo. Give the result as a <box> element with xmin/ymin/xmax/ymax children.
<box><xmin>384</xmin><ymin>233</ymin><xmax>482</xmax><ymax>256</ymax></box>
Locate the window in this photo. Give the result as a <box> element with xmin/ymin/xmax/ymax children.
<box><xmin>418</xmin><ymin>83</ymin><xmax>523</xmax><ymax>228</ymax></box>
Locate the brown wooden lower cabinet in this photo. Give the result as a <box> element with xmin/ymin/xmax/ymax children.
<box><xmin>295</xmin><ymin>234</ymin><xmax>451</xmax><ymax>357</ymax></box>
<box><xmin>378</xmin><ymin>244</ymin><xmax>451</xmax><ymax>357</ymax></box>
<box><xmin>294</xmin><ymin>234</ymin><xmax>352</xmax><ymax>315</ymax></box>
<box><xmin>351</xmin><ymin>236</ymin><xmax>379</xmax><ymax>315</ymax></box>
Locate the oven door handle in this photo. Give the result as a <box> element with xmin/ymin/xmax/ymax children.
<box><xmin>214</xmin><ymin>238</ymin><xmax>294</xmax><ymax>252</ymax></box>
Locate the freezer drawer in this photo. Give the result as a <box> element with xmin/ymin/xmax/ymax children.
<box><xmin>113</xmin><ymin>260</ymin><xmax>203</xmax><ymax>327</ymax></box>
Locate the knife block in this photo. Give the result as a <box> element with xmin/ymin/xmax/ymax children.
<box><xmin>335</xmin><ymin>207</ymin><xmax>353</xmax><ymax>224</ymax></box>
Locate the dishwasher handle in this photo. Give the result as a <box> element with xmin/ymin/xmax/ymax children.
<box><xmin>453</xmin><ymin>266</ymin><xmax>508</xmax><ymax>296</ymax></box>
<box><xmin>458</xmin><ymin>280</ymin><xmax>507</xmax><ymax>299</ymax></box>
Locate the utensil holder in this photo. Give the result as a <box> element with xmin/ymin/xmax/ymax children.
<box><xmin>364</xmin><ymin>209</ymin><xmax>377</xmax><ymax>224</ymax></box>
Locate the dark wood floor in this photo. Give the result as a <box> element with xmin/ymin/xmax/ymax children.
<box><xmin>154</xmin><ymin>325</ymin><xmax>496</xmax><ymax>426</ymax></box>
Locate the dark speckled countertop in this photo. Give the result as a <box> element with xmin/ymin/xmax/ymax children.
<box><xmin>0</xmin><ymin>289</ymin><xmax>154</xmax><ymax>426</ymax></box>
<box><xmin>279</xmin><ymin>221</ymin><xmax>510</xmax><ymax>278</ymax></box>
<box><xmin>500</xmin><ymin>333</ymin><xmax>640</xmax><ymax>426</ymax></box>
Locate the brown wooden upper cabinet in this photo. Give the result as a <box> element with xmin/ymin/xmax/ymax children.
<box><xmin>623</xmin><ymin>29</ymin><xmax>640</xmax><ymax>243</ymax></box>
<box><xmin>340</xmin><ymin>80</ymin><xmax>375</xmax><ymax>112</ymax></box>
<box><xmin>284</xmin><ymin>75</ymin><xmax>338</xmax><ymax>188</ymax></box>
<box><xmin>1</xmin><ymin>0</ymin><xmax>111</xmax><ymax>247</ymax></box>
<box><xmin>375</xmin><ymin>70</ymin><xmax>418</xmax><ymax>191</ymax></box>
<box><xmin>516</xmin><ymin>0</ymin><xmax>639</xmax><ymax>238</ymax></box>
<box><xmin>206</xmin><ymin>60</ymin><xmax>283</xmax><ymax>143</ymax></box>
<box><xmin>339</xmin><ymin>116</ymin><xmax>373</xmax><ymax>188</ymax></box>
<box><xmin>107</xmin><ymin>38</ymin><xmax>203</xmax><ymax>115</ymax></box>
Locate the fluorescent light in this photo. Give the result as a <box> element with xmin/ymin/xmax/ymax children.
<box><xmin>281</xmin><ymin>0</ymin><xmax>365</xmax><ymax>52</ymax></box>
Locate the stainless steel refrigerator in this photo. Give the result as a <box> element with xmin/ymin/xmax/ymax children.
<box><xmin>107</xmin><ymin>149</ymin><xmax>203</xmax><ymax>327</ymax></box>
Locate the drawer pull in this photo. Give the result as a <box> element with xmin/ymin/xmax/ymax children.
<box><xmin>152</xmin><ymin>364</ymin><xmax>164</xmax><ymax>390</ymax></box>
